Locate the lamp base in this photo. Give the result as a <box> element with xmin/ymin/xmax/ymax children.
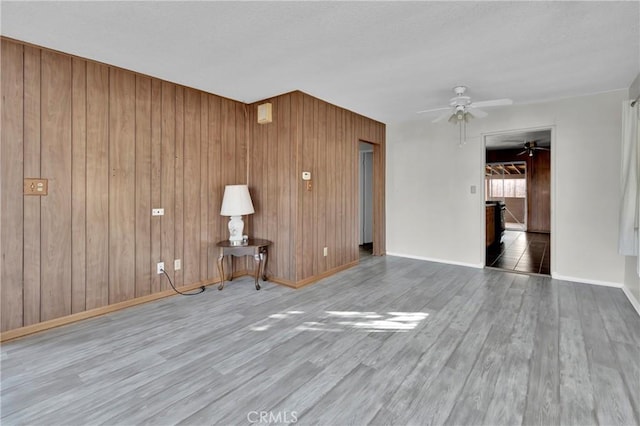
<box><xmin>228</xmin><ymin>215</ymin><xmax>244</xmax><ymax>244</ymax></box>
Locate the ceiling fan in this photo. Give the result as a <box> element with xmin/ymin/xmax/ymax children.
<box><xmin>417</xmin><ymin>86</ymin><xmax>513</xmax><ymax>124</ymax></box>
<box><xmin>517</xmin><ymin>140</ymin><xmax>549</xmax><ymax>157</ymax></box>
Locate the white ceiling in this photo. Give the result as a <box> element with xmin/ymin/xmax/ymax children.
<box><xmin>486</xmin><ymin>130</ymin><xmax>551</xmax><ymax>150</ymax></box>
<box><xmin>2</xmin><ymin>1</ymin><xmax>638</xmax><ymax>123</ymax></box>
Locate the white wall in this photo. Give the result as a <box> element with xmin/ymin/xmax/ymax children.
<box><xmin>387</xmin><ymin>90</ymin><xmax>627</xmax><ymax>285</ymax></box>
<box><xmin>623</xmin><ymin>73</ymin><xmax>640</xmax><ymax>312</ymax></box>
<box><xmin>625</xmin><ymin>256</ymin><xmax>640</xmax><ymax>312</ymax></box>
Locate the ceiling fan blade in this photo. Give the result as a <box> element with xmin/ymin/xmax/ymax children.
<box><xmin>416</xmin><ymin>106</ymin><xmax>451</xmax><ymax>114</ymax></box>
<box><xmin>516</xmin><ymin>150</ymin><xmax>528</xmax><ymax>156</ymax></box>
<box><xmin>433</xmin><ymin>111</ymin><xmax>453</xmax><ymax>123</ymax></box>
<box><xmin>533</xmin><ymin>147</ymin><xmax>550</xmax><ymax>151</ymax></box>
<box><xmin>470</xmin><ymin>98</ymin><xmax>513</xmax><ymax>108</ymax></box>
<box><xmin>469</xmin><ymin>108</ymin><xmax>488</xmax><ymax>118</ymax></box>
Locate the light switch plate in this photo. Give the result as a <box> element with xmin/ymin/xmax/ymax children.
<box><xmin>302</xmin><ymin>171</ymin><xmax>311</xmax><ymax>181</ymax></box>
<box><xmin>24</xmin><ymin>178</ymin><xmax>48</xmax><ymax>196</ymax></box>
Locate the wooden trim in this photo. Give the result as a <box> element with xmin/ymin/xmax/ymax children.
<box><xmin>0</xmin><ymin>273</ymin><xmax>245</xmax><ymax>343</ymax></box>
<box><xmin>0</xmin><ymin>259</ymin><xmax>359</xmax><ymax>342</ymax></box>
<box><xmin>371</xmin><ymin>138</ymin><xmax>386</xmax><ymax>256</ymax></box>
<box><xmin>270</xmin><ymin>260</ymin><xmax>359</xmax><ymax>289</ymax></box>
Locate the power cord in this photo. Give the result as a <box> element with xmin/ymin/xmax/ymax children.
<box><xmin>160</xmin><ymin>269</ymin><xmax>205</xmax><ymax>296</ymax></box>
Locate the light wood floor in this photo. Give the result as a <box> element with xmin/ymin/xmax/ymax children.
<box><xmin>2</xmin><ymin>255</ymin><xmax>639</xmax><ymax>425</ymax></box>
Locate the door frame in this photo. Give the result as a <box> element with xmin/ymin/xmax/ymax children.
<box><xmin>359</xmin><ymin>146</ymin><xmax>374</xmax><ymax>245</ymax></box>
<box><xmin>481</xmin><ymin>125</ymin><xmax>555</xmax><ymax>273</ymax></box>
<box><xmin>358</xmin><ymin>138</ymin><xmax>385</xmax><ymax>256</ymax></box>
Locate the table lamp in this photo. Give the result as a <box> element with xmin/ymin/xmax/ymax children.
<box><xmin>220</xmin><ymin>184</ymin><xmax>255</xmax><ymax>245</ymax></box>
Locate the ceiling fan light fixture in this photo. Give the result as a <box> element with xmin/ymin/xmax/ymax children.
<box><xmin>417</xmin><ymin>86</ymin><xmax>514</xmax><ymax>147</ymax></box>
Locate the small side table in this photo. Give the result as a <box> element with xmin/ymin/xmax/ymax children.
<box><xmin>216</xmin><ymin>238</ymin><xmax>271</xmax><ymax>290</ymax></box>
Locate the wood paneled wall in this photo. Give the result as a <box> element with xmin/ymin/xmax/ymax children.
<box><xmin>0</xmin><ymin>39</ymin><xmax>247</xmax><ymax>332</ymax></box>
<box><xmin>486</xmin><ymin>148</ymin><xmax>551</xmax><ymax>232</ymax></box>
<box><xmin>247</xmin><ymin>93</ymin><xmax>298</xmax><ymax>283</ymax></box>
<box><xmin>527</xmin><ymin>150</ymin><xmax>551</xmax><ymax>232</ymax></box>
<box><xmin>248</xmin><ymin>92</ymin><xmax>385</xmax><ymax>286</ymax></box>
<box><xmin>1</xmin><ymin>38</ymin><xmax>385</xmax><ymax>334</ymax></box>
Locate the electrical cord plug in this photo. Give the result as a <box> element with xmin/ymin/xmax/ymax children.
<box><xmin>160</xmin><ymin>269</ymin><xmax>205</xmax><ymax>296</ymax></box>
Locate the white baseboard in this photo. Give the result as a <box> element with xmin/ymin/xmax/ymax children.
<box><xmin>621</xmin><ymin>285</ymin><xmax>640</xmax><ymax>316</ymax></box>
<box><xmin>386</xmin><ymin>254</ymin><xmax>639</xmax><ymax>316</ymax></box>
<box><xmin>551</xmin><ymin>273</ymin><xmax>622</xmax><ymax>288</ymax></box>
<box><xmin>386</xmin><ymin>252</ymin><xmax>484</xmax><ymax>269</ymax></box>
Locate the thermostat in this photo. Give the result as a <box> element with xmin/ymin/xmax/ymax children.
<box><xmin>257</xmin><ymin>103</ymin><xmax>272</xmax><ymax>124</ymax></box>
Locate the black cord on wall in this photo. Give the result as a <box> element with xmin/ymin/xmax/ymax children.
<box><xmin>161</xmin><ymin>269</ymin><xmax>205</xmax><ymax>296</ymax></box>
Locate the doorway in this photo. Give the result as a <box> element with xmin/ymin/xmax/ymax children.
<box><xmin>486</xmin><ymin>161</ymin><xmax>527</xmax><ymax>231</ymax></box>
<box><xmin>359</xmin><ymin>142</ymin><xmax>374</xmax><ymax>258</ymax></box>
<box><xmin>484</xmin><ymin>129</ymin><xmax>551</xmax><ymax>275</ymax></box>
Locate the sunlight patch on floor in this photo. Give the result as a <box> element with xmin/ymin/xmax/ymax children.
<box><xmin>250</xmin><ymin>310</ymin><xmax>429</xmax><ymax>332</ymax></box>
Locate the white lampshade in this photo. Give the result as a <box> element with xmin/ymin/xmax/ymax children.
<box><xmin>220</xmin><ymin>185</ymin><xmax>255</xmax><ymax>216</ymax></box>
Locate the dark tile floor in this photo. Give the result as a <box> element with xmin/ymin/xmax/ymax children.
<box><xmin>486</xmin><ymin>230</ymin><xmax>550</xmax><ymax>275</ymax></box>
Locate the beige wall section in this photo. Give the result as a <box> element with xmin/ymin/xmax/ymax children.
<box><xmin>387</xmin><ymin>90</ymin><xmax>627</xmax><ymax>285</ymax></box>
<box><xmin>624</xmin><ymin>72</ymin><xmax>640</xmax><ymax>312</ymax></box>
<box><xmin>0</xmin><ymin>38</ymin><xmax>247</xmax><ymax>333</ymax></box>
<box><xmin>248</xmin><ymin>91</ymin><xmax>385</xmax><ymax>287</ymax></box>
<box><xmin>629</xmin><ymin>72</ymin><xmax>640</xmax><ymax>99</ymax></box>
<box><xmin>624</xmin><ymin>257</ymin><xmax>640</xmax><ymax>313</ymax></box>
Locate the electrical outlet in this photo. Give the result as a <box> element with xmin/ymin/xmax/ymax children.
<box><xmin>323</xmin><ymin>247</ymin><xmax>328</xmax><ymax>257</ymax></box>
<box><xmin>157</xmin><ymin>262</ymin><xmax>164</xmax><ymax>275</ymax></box>
<box><xmin>152</xmin><ymin>208</ymin><xmax>164</xmax><ymax>216</ymax></box>
<box><xmin>174</xmin><ymin>259</ymin><xmax>181</xmax><ymax>270</ymax></box>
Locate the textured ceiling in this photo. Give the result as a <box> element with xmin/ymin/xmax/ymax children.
<box><xmin>2</xmin><ymin>1</ymin><xmax>638</xmax><ymax>123</ymax></box>
<box><xmin>486</xmin><ymin>130</ymin><xmax>551</xmax><ymax>150</ymax></box>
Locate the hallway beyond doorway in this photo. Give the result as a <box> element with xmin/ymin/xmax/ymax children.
<box><xmin>486</xmin><ymin>230</ymin><xmax>550</xmax><ymax>275</ymax></box>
